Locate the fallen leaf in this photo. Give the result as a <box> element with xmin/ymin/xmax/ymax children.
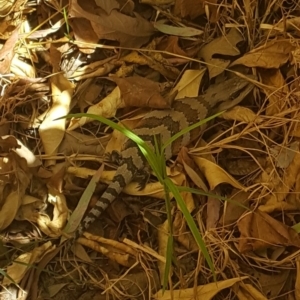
<box><xmin>222</xmin><ymin>106</ymin><xmax>262</xmax><ymax>123</ymax></box>
<box><xmin>121</xmin><ymin>50</ymin><xmax>180</xmax><ymax>80</ymax></box>
<box><xmin>173</xmin><ymin>0</ymin><xmax>206</xmax><ymax>19</ymax></box>
<box><xmin>111</xmin><ymin>76</ymin><xmax>169</xmax><ymax>108</ymax></box>
<box><xmin>154</xmin><ymin>277</ymin><xmax>248</xmax><ymax>299</ymax></box>
<box><xmin>259</xmin><ymin>145</ymin><xmax>300</xmax><ymax>211</ymax></box>
<box><xmin>3</xmin><ymin>241</ymin><xmax>55</xmax><ymax>285</ymax></box>
<box><xmin>173</xmin><ymin>69</ymin><xmax>206</xmax><ymax>98</ymax></box>
<box><xmin>270</xmin><ymin>141</ymin><xmax>299</xmax><ymax>169</ymax></box>
<box><xmin>68</xmin><ymin>86</ymin><xmax>123</xmax><ymax>130</ymax></box>
<box><xmin>154</xmin><ymin>22</ymin><xmax>203</xmax><ymax>37</ymax></box>
<box><xmin>231</xmin><ymin>40</ymin><xmax>295</xmax><ymax>68</ymax></box>
<box><xmin>199</xmin><ymin>28</ymin><xmax>244</xmax><ymax>78</ymax></box>
<box><xmin>192</xmin><ymin>156</ymin><xmax>246</xmax><ymax>191</ymax></box>
<box><xmin>237</xmin><ymin>210</ymin><xmax>300</xmax><ymax>253</ymax></box>
<box><xmin>39</xmin><ymin>73</ymin><xmax>74</xmax><ymax>166</ymax></box>
<box><xmin>220</xmin><ymin>190</ymin><xmax>249</xmax><ymax>225</ymax></box>
<box><xmin>156</xmin><ymin>36</ymin><xmax>188</xmax><ymax>57</ymax></box>
<box><xmin>0</xmin><ymin>27</ymin><xmax>18</xmax><ymax>74</ymax></box>
<box><xmin>259</xmin><ymin>69</ymin><xmax>288</xmax><ymax>116</ymax></box>
<box><xmin>69</xmin><ymin>0</ymin><xmax>154</xmax><ymax>47</ymax></box>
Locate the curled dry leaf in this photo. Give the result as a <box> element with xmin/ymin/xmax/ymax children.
<box><xmin>34</xmin><ymin>189</ymin><xmax>68</xmax><ymax>238</ymax></box>
<box><xmin>0</xmin><ymin>158</ymin><xmax>30</xmax><ymax>231</ymax></box>
<box><xmin>231</xmin><ymin>40</ymin><xmax>295</xmax><ymax>68</ymax></box>
<box><xmin>198</xmin><ymin>28</ymin><xmax>244</xmax><ymax>78</ymax></box>
<box><xmin>192</xmin><ymin>156</ymin><xmax>246</xmax><ymax>191</ymax></box>
<box><xmin>11</xmin><ymin>55</ymin><xmax>36</xmax><ymax>78</ymax></box>
<box><xmin>68</xmin><ymin>87</ymin><xmax>123</xmax><ymax>130</ymax></box>
<box><xmin>39</xmin><ymin>74</ymin><xmax>74</xmax><ymax>166</ymax></box>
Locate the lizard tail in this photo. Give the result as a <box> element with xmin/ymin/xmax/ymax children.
<box><xmin>77</xmin><ymin>162</ymin><xmax>136</xmax><ymax>236</ymax></box>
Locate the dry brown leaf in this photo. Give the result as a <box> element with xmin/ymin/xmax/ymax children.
<box><xmin>157</xmin><ymin>220</ymin><xmax>171</xmax><ymax>286</ymax></box>
<box><xmin>259</xmin><ymin>69</ymin><xmax>289</xmax><ymax>116</ymax></box>
<box><xmin>173</xmin><ymin>69</ymin><xmax>206</xmax><ymax>98</ymax></box>
<box><xmin>68</xmin><ymin>86</ymin><xmax>122</xmax><ymax>130</ymax></box>
<box><xmin>261</xmin><ymin>16</ymin><xmax>300</xmax><ymax>37</ymax></box>
<box><xmin>77</xmin><ymin>238</ymin><xmax>135</xmax><ymax>267</ymax></box>
<box><xmin>237</xmin><ymin>210</ymin><xmax>300</xmax><ymax>253</ymax></box>
<box><xmin>296</xmin><ymin>259</ymin><xmax>300</xmax><ymax>300</ymax></box>
<box><xmin>222</xmin><ymin>106</ymin><xmax>262</xmax><ymax>123</ymax></box>
<box><xmin>3</xmin><ymin>241</ymin><xmax>55</xmax><ymax>285</ymax></box>
<box><xmin>270</xmin><ymin>141</ymin><xmax>299</xmax><ymax>169</ymax></box>
<box><xmin>34</xmin><ymin>189</ymin><xmax>68</xmax><ymax>238</ymax></box>
<box><xmin>173</xmin><ymin>211</ymin><xmax>198</xmax><ymax>251</ymax></box>
<box><xmin>198</xmin><ymin>28</ymin><xmax>244</xmax><ymax>78</ymax></box>
<box><xmin>231</xmin><ymin>40</ymin><xmax>295</xmax><ymax>68</ymax></box>
<box><xmin>0</xmin><ymin>157</ymin><xmax>30</xmax><ymax>231</ymax></box>
<box><xmin>69</xmin><ymin>57</ymin><xmax>116</xmax><ymax>81</ymax></box>
<box><xmin>173</xmin><ymin>0</ymin><xmax>218</xmax><ymax>20</ymax></box>
<box><xmin>173</xmin><ymin>0</ymin><xmax>204</xmax><ymax>19</ymax></box>
<box><xmin>241</xmin><ymin>269</ymin><xmax>290</xmax><ymax>299</ymax></box>
<box><xmin>234</xmin><ymin>282</ymin><xmax>268</xmax><ymax>300</ymax></box>
<box><xmin>220</xmin><ymin>190</ymin><xmax>249</xmax><ymax>226</ymax></box>
<box><xmin>121</xmin><ymin>50</ymin><xmax>180</xmax><ymax>80</ymax></box>
<box><xmin>192</xmin><ymin>156</ymin><xmax>246</xmax><ymax>191</ymax></box>
<box><xmin>39</xmin><ymin>73</ymin><xmax>74</xmax><ymax>166</ymax></box>
<box><xmin>69</xmin><ymin>0</ymin><xmax>154</xmax><ymax>47</ymax></box>
<box><xmin>0</xmin><ymin>28</ymin><xmax>18</xmax><ymax>74</ymax></box>
<box><xmin>206</xmin><ymin>194</ymin><xmax>221</xmax><ymax>230</ymax></box>
<box><xmin>141</xmin><ymin>0</ymin><xmax>174</xmax><ymax>6</ymax></box>
<box><xmin>111</xmin><ymin>76</ymin><xmax>169</xmax><ymax>109</ymax></box>
<box><xmin>178</xmin><ymin>147</ymin><xmax>208</xmax><ymax>192</ymax></box>
<box><xmin>156</xmin><ymin>36</ymin><xmax>188</xmax><ymax>57</ymax></box>
<box><xmin>154</xmin><ymin>277</ymin><xmax>248</xmax><ymax>300</ymax></box>
<box><xmin>11</xmin><ymin>55</ymin><xmax>36</xmax><ymax>78</ymax></box>
<box><xmin>69</xmin><ymin>18</ymin><xmax>99</xmax><ymax>52</ymax></box>
<box><xmin>259</xmin><ymin>145</ymin><xmax>300</xmax><ymax>211</ymax></box>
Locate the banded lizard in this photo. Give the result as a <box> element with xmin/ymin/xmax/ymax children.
<box><xmin>76</xmin><ymin>75</ymin><xmax>255</xmax><ymax>237</ymax></box>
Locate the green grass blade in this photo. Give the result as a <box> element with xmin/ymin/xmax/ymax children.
<box><xmin>164</xmin><ymin>177</ymin><xmax>216</xmax><ymax>279</ymax></box>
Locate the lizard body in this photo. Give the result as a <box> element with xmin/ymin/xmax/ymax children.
<box><xmin>76</xmin><ymin>75</ymin><xmax>254</xmax><ymax>237</ymax></box>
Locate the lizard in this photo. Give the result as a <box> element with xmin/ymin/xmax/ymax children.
<box><xmin>75</xmin><ymin>75</ymin><xmax>255</xmax><ymax>238</ymax></box>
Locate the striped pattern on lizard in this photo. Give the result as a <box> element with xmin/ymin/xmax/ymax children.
<box><xmin>75</xmin><ymin>75</ymin><xmax>255</xmax><ymax>237</ymax></box>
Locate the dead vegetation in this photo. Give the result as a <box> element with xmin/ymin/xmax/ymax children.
<box><xmin>1</xmin><ymin>0</ymin><xmax>300</xmax><ymax>299</ymax></box>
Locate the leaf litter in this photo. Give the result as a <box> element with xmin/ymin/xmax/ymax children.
<box><xmin>1</xmin><ymin>0</ymin><xmax>300</xmax><ymax>300</ymax></box>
